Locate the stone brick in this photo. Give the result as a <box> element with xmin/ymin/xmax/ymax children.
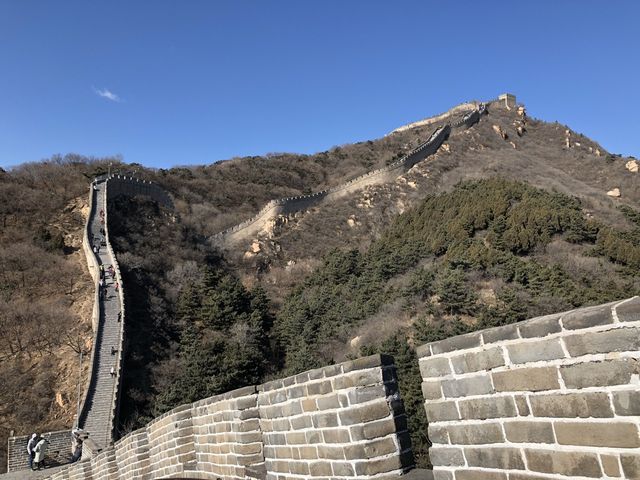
<box><xmin>288</xmin><ymin>461</ymin><xmax>310</xmax><ymax>475</ymax></box>
<box><xmin>482</xmin><ymin>323</ymin><xmax>519</xmax><ymax>343</ymax></box>
<box><xmin>338</xmin><ymin>399</ymin><xmax>389</xmax><ymax>425</ymax></box>
<box><xmin>508</xmin><ymin>475</ymin><xmax>552</xmax><ymax>480</ymax></box>
<box><xmin>363</xmin><ymin>437</ymin><xmax>398</xmax><ymax>458</ymax></box>
<box><xmin>615</xmin><ymin>297</ymin><xmax>640</xmax><ymax>323</ymax></box>
<box><xmin>514</xmin><ymin>395</ymin><xmax>530</xmax><ymax>416</ymax></box>
<box><xmin>621</xmin><ymin>454</ymin><xmax>640</xmax><ymax>480</ymax></box>
<box><xmin>347</xmin><ymin>384</ymin><xmax>387</xmax><ymax>404</ymax></box>
<box><xmin>613</xmin><ymin>390</ymin><xmax>640</xmax><ymax>416</ymax></box>
<box><xmin>312</xmin><ymin>412</ymin><xmax>338</xmax><ymax>428</ymax></box>
<box><xmin>419</xmin><ymin>356</ymin><xmax>452</xmax><ymax>378</ymax></box>
<box><xmin>525</xmin><ymin>449</ymin><xmax>602</xmax><ymax>477</ymax></box>
<box><xmin>503</xmin><ymin>421</ymin><xmax>554</xmax><ymax>443</ymax></box>
<box><xmin>289</xmin><ymin>415</ymin><xmax>313</xmax><ymax>430</ymax></box>
<box><xmin>447</xmin><ymin>422</ymin><xmax>504</xmax><ymax>444</ymax></box>
<box><xmin>421</xmin><ymin>380</ymin><xmax>443</xmax><ymax>400</ymax></box>
<box><xmin>428</xmin><ymin>424</ymin><xmax>449</xmax><ymax>444</ymax></box>
<box><xmin>555</xmin><ymin>421</ymin><xmax>640</xmax><ymax>448</ymax></box>
<box><xmin>342</xmin><ymin>353</ymin><xmax>394</xmax><ymax>372</ymax></box>
<box><xmin>458</xmin><ymin>396</ymin><xmax>516</xmax><ymax>420</ymax></box>
<box><xmin>424</xmin><ymin>400</ymin><xmax>459</xmax><ymax>422</ymax></box>
<box><xmin>432</xmin><ymin>471</ymin><xmax>453</xmax><ymax>480</ymax></box>
<box><xmin>492</xmin><ymin>367</ymin><xmax>559</xmax><ymax>392</ymax></box>
<box><xmin>322</xmin><ymin>429</ymin><xmax>350</xmax><ymax>443</ymax></box>
<box><xmin>451</xmin><ymin>347</ymin><xmax>505</xmax><ymax>374</ymax></box>
<box><xmin>561</xmin><ymin>358</ymin><xmax>639</xmax><ymax>388</ymax></box>
<box><xmin>441</xmin><ymin>374</ymin><xmax>494</xmax><ymax>398</ymax></box>
<box><xmin>464</xmin><ymin>447</ymin><xmax>525</xmax><ymax>470</ymax></box>
<box><xmin>300</xmin><ymin>398</ymin><xmax>317</xmax><ymax>412</ymax></box>
<box><xmin>307</xmin><ymin>380</ymin><xmax>332</xmax><ymax>396</ymax></box>
<box><xmin>430</xmin><ymin>332</ymin><xmax>482</xmax><ymax>354</ymax></box>
<box><xmin>333</xmin><ymin>368</ymin><xmax>383</xmax><ymax>389</ymax></box>
<box><xmin>518</xmin><ymin>314</ymin><xmax>561</xmax><ymax>338</ymax></box>
<box><xmin>317</xmin><ymin>444</ymin><xmax>344</xmax><ymax>460</ymax></box>
<box><xmin>354</xmin><ymin>450</ymin><xmax>413</xmax><ymax>476</ymax></box>
<box><xmin>562</xmin><ymin>304</ymin><xmax>613</xmax><ymax>330</ymax></box>
<box><xmin>428</xmin><ymin>446</ymin><xmax>465</xmax><ymax>467</ymax></box>
<box><xmin>455</xmin><ymin>470</ymin><xmax>507</xmax><ymax>480</ymax></box>
<box><xmin>360</xmin><ymin>417</ymin><xmax>397</xmax><ymax>440</ymax></box>
<box><xmin>529</xmin><ymin>391</ymin><xmax>613</xmax><ymax>418</ymax></box>
<box><xmin>316</xmin><ymin>394</ymin><xmax>340</xmax><ymax>410</ymax></box>
<box><xmin>309</xmin><ymin>461</ymin><xmax>332</xmax><ymax>476</ymax></box>
<box><xmin>600</xmin><ymin>454</ymin><xmax>621</xmax><ymax>477</ymax></box>
<box><xmin>332</xmin><ymin>461</ymin><xmax>355</xmax><ymax>476</ymax></box>
<box><xmin>564</xmin><ymin>327</ymin><xmax>640</xmax><ymax>357</ymax></box>
<box><xmin>507</xmin><ymin>338</ymin><xmax>565</xmax><ymax>364</ymax></box>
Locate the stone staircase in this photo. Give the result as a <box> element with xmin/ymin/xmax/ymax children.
<box><xmin>77</xmin><ymin>180</ymin><xmax>122</xmax><ymax>448</ymax></box>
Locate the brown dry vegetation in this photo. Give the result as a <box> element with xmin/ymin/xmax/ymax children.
<box><xmin>0</xmin><ymin>157</ymin><xmax>115</xmax><ymax>471</ymax></box>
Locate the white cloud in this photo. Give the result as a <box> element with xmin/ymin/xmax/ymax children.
<box><xmin>93</xmin><ymin>87</ymin><xmax>122</xmax><ymax>103</ymax></box>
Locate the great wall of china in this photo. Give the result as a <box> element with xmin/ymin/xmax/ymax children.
<box><xmin>5</xmin><ymin>94</ymin><xmax>639</xmax><ymax>479</ymax></box>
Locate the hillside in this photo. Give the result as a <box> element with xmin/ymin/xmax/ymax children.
<box><xmin>1</xmin><ymin>96</ymin><xmax>639</xmax><ymax>470</ymax></box>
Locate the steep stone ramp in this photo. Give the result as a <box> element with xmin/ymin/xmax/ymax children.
<box><xmin>77</xmin><ymin>179</ymin><xmax>123</xmax><ymax>448</ymax></box>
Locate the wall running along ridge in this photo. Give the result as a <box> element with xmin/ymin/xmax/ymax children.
<box><xmin>416</xmin><ymin>296</ymin><xmax>640</xmax><ymax>480</ymax></box>
<box><xmin>30</xmin><ymin>354</ymin><xmax>412</xmax><ymax>480</ymax></box>
<box><xmin>212</xmin><ymin>117</ymin><xmax>465</xmax><ymax>245</ymax></box>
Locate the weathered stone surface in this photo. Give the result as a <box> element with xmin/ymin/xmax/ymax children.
<box><xmin>518</xmin><ymin>314</ymin><xmax>561</xmax><ymax>338</ymax></box>
<box><xmin>421</xmin><ymin>380</ymin><xmax>443</xmax><ymax>400</ymax></box>
<box><xmin>347</xmin><ymin>384</ymin><xmax>387</xmax><ymax>404</ymax></box>
<box><xmin>342</xmin><ymin>353</ymin><xmax>394</xmax><ymax>372</ymax></box>
<box><xmin>525</xmin><ymin>449</ymin><xmax>602</xmax><ymax>477</ymax></box>
<box><xmin>428</xmin><ymin>424</ymin><xmax>449</xmax><ymax>445</ymax></box>
<box><xmin>455</xmin><ymin>470</ymin><xmax>507</xmax><ymax>480</ymax></box>
<box><xmin>562</xmin><ymin>304</ymin><xmax>613</xmax><ymax>330</ymax></box>
<box><xmin>514</xmin><ymin>395</ymin><xmax>530</xmax><ymax>416</ymax></box>
<box><xmin>613</xmin><ymin>389</ymin><xmax>640</xmax><ymax>416</ymax></box>
<box><xmin>428</xmin><ymin>446</ymin><xmax>465</xmax><ymax>467</ymax></box>
<box><xmin>482</xmin><ymin>323</ymin><xmax>520</xmax><ymax>344</ymax></box>
<box><xmin>529</xmin><ymin>391</ymin><xmax>613</xmax><ymax>418</ymax></box>
<box><xmin>504</xmin><ymin>421</ymin><xmax>554</xmax><ymax>443</ymax></box>
<box><xmin>564</xmin><ymin>327</ymin><xmax>640</xmax><ymax>356</ymax></box>
<box><xmin>424</xmin><ymin>400</ymin><xmax>460</xmax><ymax>422</ymax></box>
<box><xmin>432</xmin><ymin>471</ymin><xmax>453</xmax><ymax>480</ymax></box>
<box><xmin>430</xmin><ymin>332</ymin><xmax>482</xmax><ymax>355</ymax></box>
<box><xmin>451</xmin><ymin>347</ymin><xmax>505</xmax><ymax>374</ymax></box>
<box><xmin>492</xmin><ymin>367</ymin><xmax>559</xmax><ymax>392</ymax></box>
<box><xmin>601</xmin><ymin>454</ymin><xmax>621</xmax><ymax>477</ymax></box>
<box><xmin>507</xmin><ymin>338</ymin><xmax>565</xmax><ymax>364</ymax></box>
<box><xmin>446</xmin><ymin>422</ymin><xmax>504</xmax><ymax>445</ymax></box>
<box><xmin>309</xmin><ymin>461</ymin><xmax>332</xmax><ymax>476</ymax></box>
<box><xmin>419</xmin><ymin>357</ymin><xmax>452</xmax><ymax>378</ymax></box>
<box><xmin>441</xmin><ymin>374</ymin><xmax>494</xmax><ymax>398</ymax></box>
<box><xmin>458</xmin><ymin>396</ymin><xmax>516</xmax><ymax>420</ymax></box>
<box><xmin>616</xmin><ymin>297</ymin><xmax>640</xmax><ymax>323</ymax></box>
<box><xmin>464</xmin><ymin>447</ymin><xmax>525</xmax><ymax>470</ymax></box>
<box><xmin>321</xmin><ymin>428</ymin><xmax>350</xmax><ymax>444</ymax></box>
<box><xmin>555</xmin><ymin>421</ymin><xmax>640</xmax><ymax>448</ymax></box>
<box><xmin>621</xmin><ymin>454</ymin><xmax>640</xmax><ymax>480</ymax></box>
<box><xmin>332</xmin><ymin>461</ymin><xmax>355</xmax><ymax>476</ymax></box>
<box><xmin>306</xmin><ymin>380</ymin><xmax>332</xmax><ymax>396</ymax></box>
<box><xmin>561</xmin><ymin>358</ymin><xmax>639</xmax><ymax>388</ymax></box>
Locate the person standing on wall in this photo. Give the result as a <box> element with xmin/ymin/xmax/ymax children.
<box><xmin>26</xmin><ymin>433</ymin><xmax>38</xmax><ymax>470</ymax></box>
<box><xmin>33</xmin><ymin>435</ymin><xmax>49</xmax><ymax>470</ymax></box>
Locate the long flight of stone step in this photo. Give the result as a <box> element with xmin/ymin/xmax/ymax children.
<box><xmin>78</xmin><ymin>180</ymin><xmax>122</xmax><ymax>449</ymax></box>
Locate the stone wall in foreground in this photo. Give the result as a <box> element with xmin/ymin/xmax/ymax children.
<box><xmin>36</xmin><ymin>354</ymin><xmax>412</xmax><ymax>480</ymax></box>
<box><xmin>417</xmin><ymin>296</ymin><xmax>640</xmax><ymax>480</ymax></box>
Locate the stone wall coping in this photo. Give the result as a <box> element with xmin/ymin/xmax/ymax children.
<box><xmin>258</xmin><ymin>353</ymin><xmax>395</xmax><ymax>392</ymax></box>
<box><xmin>192</xmin><ymin>385</ymin><xmax>258</xmax><ymax>408</ymax></box>
<box><xmin>416</xmin><ymin>296</ymin><xmax>638</xmax><ymax>358</ymax></box>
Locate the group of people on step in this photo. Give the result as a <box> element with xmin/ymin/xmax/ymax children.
<box><xmin>26</xmin><ymin>429</ymin><xmax>86</xmax><ymax>471</ymax></box>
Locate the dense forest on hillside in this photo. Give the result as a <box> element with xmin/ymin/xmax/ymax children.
<box><xmin>110</xmin><ymin>178</ymin><xmax>640</xmax><ymax>467</ymax></box>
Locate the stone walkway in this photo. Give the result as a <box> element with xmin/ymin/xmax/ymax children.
<box><xmin>78</xmin><ymin>180</ymin><xmax>122</xmax><ymax>449</ymax></box>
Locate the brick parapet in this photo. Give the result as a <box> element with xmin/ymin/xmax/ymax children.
<box><xmin>6</xmin><ymin>430</ymin><xmax>73</xmax><ymax>473</ymax></box>
<box><xmin>416</xmin><ymin>296</ymin><xmax>640</xmax><ymax>479</ymax></box>
<box><xmin>30</xmin><ymin>355</ymin><xmax>413</xmax><ymax>480</ymax></box>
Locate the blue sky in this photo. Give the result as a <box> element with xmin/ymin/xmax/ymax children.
<box><xmin>1</xmin><ymin>1</ymin><xmax>638</xmax><ymax>169</ymax></box>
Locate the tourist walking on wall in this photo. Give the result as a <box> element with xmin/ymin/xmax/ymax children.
<box><xmin>26</xmin><ymin>433</ymin><xmax>38</xmax><ymax>470</ymax></box>
<box><xmin>33</xmin><ymin>436</ymin><xmax>49</xmax><ymax>470</ymax></box>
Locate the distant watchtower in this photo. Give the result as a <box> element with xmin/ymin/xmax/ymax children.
<box><xmin>498</xmin><ymin>93</ymin><xmax>516</xmax><ymax>109</ymax></box>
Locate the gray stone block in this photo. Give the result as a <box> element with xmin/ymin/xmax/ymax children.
<box><xmin>561</xmin><ymin>358</ymin><xmax>639</xmax><ymax>389</ymax></box>
<box><xmin>564</xmin><ymin>327</ymin><xmax>640</xmax><ymax>356</ymax></box>
<box><xmin>482</xmin><ymin>323</ymin><xmax>520</xmax><ymax>344</ymax></box>
<box><xmin>555</xmin><ymin>421</ymin><xmax>640</xmax><ymax>448</ymax></box>
<box><xmin>419</xmin><ymin>357</ymin><xmax>452</xmax><ymax>378</ymax></box>
<box><xmin>430</xmin><ymin>332</ymin><xmax>482</xmax><ymax>355</ymax></box>
<box><xmin>615</xmin><ymin>296</ymin><xmax>640</xmax><ymax>323</ymax></box>
<box><xmin>525</xmin><ymin>449</ymin><xmax>602</xmax><ymax>477</ymax></box>
<box><xmin>503</xmin><ymin>421</ymin><xmax>554</xmax><ymax>443</ymax></box>
<box><xmin>562</xmin><ymin>304</ymin><xmax>613</xmax><ymax>330</ymax></box>
<box><xmin>458</xmin><ymin>396</ymin><xmax>516</xmax><ymax>420</ymax></box>
<box><xmin>447</xmin><ymin>422</ymin><xmax>504</xmax><ymax>445</ymax></box>
<box><xmin>464</xmin><ymin>447</ymin><xmax>525</xmax><ymax>470</ymax></box>
<box><xmin>518</xmin><ymin>314</ymin><xmax>562</xmax><ymax>338</ymax></box>
<box><xmin>529</xmin><ymin>391</ymin><xmax>613</xmax><ymax>418</ymax></box>
<box><xmin>428</xmin><ymin>447</ymin><xmax>465</xmax><ymax>467</ymax></box>
<box><xmin>492</xmin><ymin>366</ymin><xmax>560</xmax><ymax>392</ymax></box>
<box><xmin>613</xmin><ymin>389</ymin><xmax>640</xmax><ymax>416</ymax></box>
<box><xmin>441</xmin><ymin>374</ymin><xmax>494</xmax><ymax>398</ymax></box>
<box><xmin>424</xmin><ymin>400</ymin><xmax>460</xmax><ymax>422</ymax></box>
<box><xmin>507</xmin><ymin>338</ymin><xmax>565</xmax><ymax>364</ymax></box>
<box><xmin>451</xmin><ymin>346</ymin><xmax>505</xmax><ymax>374</ymax></box>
